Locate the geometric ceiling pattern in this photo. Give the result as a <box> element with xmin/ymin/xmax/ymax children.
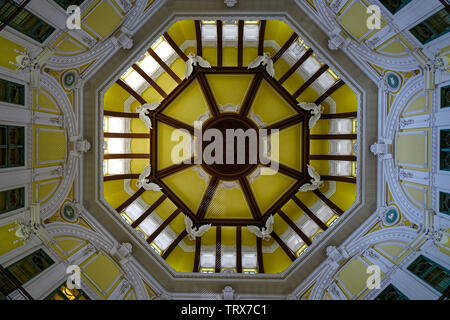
<box><xmin>102</xmin><ymin>19</ymin><xmax>358</xmax><ymax>274</ymax></box>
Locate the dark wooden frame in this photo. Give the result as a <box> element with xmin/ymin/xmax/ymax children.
<box><xmin>104</xmin><ymin>23</ymin><xmax>357</xmax><ymax>272</ymax></box>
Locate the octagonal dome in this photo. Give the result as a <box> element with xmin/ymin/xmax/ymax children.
<box><xmin>100</xmin><ymin>19</ymin><xmax>359</xmax><ymax>274</ymax></box>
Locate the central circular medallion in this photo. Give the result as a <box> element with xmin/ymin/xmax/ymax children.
<box><xmin>201</xmin><ymin>114</ymin><xmax>259</xmax><ymax>180</ymax></box>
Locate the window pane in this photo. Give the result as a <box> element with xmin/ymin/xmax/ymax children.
<box><xmin>53</xmin><ymin>0</ymin><xmax>85</xmax><ymax>10</ymax></box>
<box><xmin>439</xmin><ymin>192</ymin><xmax>450</xmax><ymax>215</ymax></box>
<box><xmin>440</xmin><ymin>129</ymin><xmax>450</xmax><ymax>171</ymax></box>
<box><xmin>0</xmin><ymin>187</ymin><xmax>24</xmax><ymax>215</ymax></box>
<box><xmin>0</xmin><ymin>0</ymin><xmax>55</xmax><ymax>43</ymax></box>
<box><xmin>407</xmin><ymin>255</ymin><xmax>450</xmax><ymax>293</ymax></box>
<box><xmin>7</xmin><ymin>249</ymin><xmax>54</xmax><ymax>285</ymax></box>
<box><xmin>441</xmin><ymin>85</ymin><xmax>450</xmax><ymax>109</ymax></box>
<box><xmin>409</xmin><ymin>8</ymin><xmax>450</xmax><ymax>45</ymax></box>
<box><xmin>379</xmin><ymin>0</ymin><xmax>413</xmax><ymax>15</ymax></box>
<box><xmin>376</xmin><ymin>284</ymin><xmax>409</xmax><ymax>300</ymax></box>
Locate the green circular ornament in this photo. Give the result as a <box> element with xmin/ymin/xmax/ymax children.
<box><xmin>62</xmin><ymin>203</ymin><xmax>78</xmax><ymax>222</ymax></box>
<box><xmin>383</xmin><ymin>207</ymin><xmax>399</xmax><ymax>226</ymax></box>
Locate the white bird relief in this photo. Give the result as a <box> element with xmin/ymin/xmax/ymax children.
<box><xmin>299</xmin><ymin>164</ymin><xmax>323</xmax><ymax>192</ymax></box>
<box><xmin>298</xmin><ymin>102</ymin><xmax>324</xmax><ymax>129</ymax></box>
<box><xmin>247</xmin><ymin>52</ymin><xmax>275</xmax><ymax>77</ymax></box>
<box><xmin>247</xmin><ymin>215</ymin><xmax>274</xmax><ymax>241</ymax></box>
<box><xmin>184</xmin><ymin>216</ymin><xmax>211</xmax><ymax>240</ymax></box>
<box><xmin>136</xmin><ymin>165</ymin><xmax>162</xmax><ymax>191</ymax></box>
<box><xmin>185</xmin><ymin>53</ymin><xmax>211</xmax><ymax>78</ymax></box>
<box><xmin>136</xmin><ymin>102</ymin><xmax>159</xmax><ymax>129</ymax></box>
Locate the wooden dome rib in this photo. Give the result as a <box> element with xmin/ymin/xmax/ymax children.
<box><xmin>103</xmin><ymin>19</ymin><xmax>359</xmax><ymax>274</ymax></box>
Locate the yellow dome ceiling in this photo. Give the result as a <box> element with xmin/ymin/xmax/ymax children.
<box><xmin>102</xmin><ymin>19</ymin><xmax>358</xmax><ymax>274</ymax></box>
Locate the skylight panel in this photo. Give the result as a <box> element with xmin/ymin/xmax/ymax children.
<box><xmin>316</xmin><ymin>205</ymin><xmax>334</xmax><ymax>222</ymax></box>
<box><xmin>154</xmin><ymin>40</ymin><xmax>175</xmax><ymax>60</ymax></box>
<box><xmin>107</xmin><ymin>138</ymin><xmax>126</xmax><ymax>154</ymax></box>
<box><xmin>333</xmin><ymin>140</ymin><xmax>353</xmax><ymax>155</ymax></box>
<box><xmin>330</xmin><ymin>119</ymin><xmax>353</xmax><ymax>134</ymax></box>
<box><xmin>301</xmin><ymin>56</ymin><xmax>321</xmax><ymax>76</ymax></box>
<box><xmin>202</xmin><ymin>24</ymin><xmax>217</xmax><ymax>41</ymax></box>
<box><xmin>316</xmin><ymin>72</ymin><xmax>336</xmax><ymax>91</ymax></box>
<box><xmin>287</xmin><ymin>40</ymin><xmax>306</xmax><ymax>60</ymax></box>
<box><xmin>140</xmin><ymin>216</ymin><xmax>160</xmax><ymax>236</ymax></box>
<box><xmin>124</xmin><ymin>202</ymin><xmax>145</xmax><ymax>221</ymax></box>
<box><xmin>221</xmin><ymin>252</ymin><xmax>236</xmax><ymax>268</ymax></box>
<box><xmin>285</xmin><ymin>233</ymin><xmax>304</xmax><ymax>252</ymax></box>
<box><xmin>108</xmin><ymin>117</ymin><xmax>125</xmax><ymax>133</ymax></box>
<box><xmin>334</xmin><ymin>160</ymin><xmax>352</xmax><ymax>176</ymax></box>
<box><xmin>200</xmin><ymin>251</ymin><xmax>216</xmax><ymax>268</ymax></box>
<box><xmin>154</xmin><ymin>231</ymin><xmax>174</xmax><ymax>251</ymax></box>
<box><xmin>242</xmin><ymin>251</ymin><xmax>257</xmax><ymax>268</ymax></box>
<box><xmin>123</xmin><ymin>70</ymin><xmax>145</xmax><ymax>90</ymax></box>
<box><xmin>106</xmin><ymin>159</ymin><xmax>126</xmax><ymax>174</ymax></box>
<box><xmin>301</xmin><ymin>219</ymin><xmax>319</xmax><ymax>237</ymax></box>
<box><xmin>139</xmin><ymin>55</ymin><xmax>159</xmax><ymax>76</ymax></box>
<box><xmin>243</xmin><ymin>24</ymin><xmax>259</xmax><ymax>41</ymax></box>
<box><xmin>223</xmin><ymin>23</ymin><xmax>238</xmax><ymax>41</ymax></box>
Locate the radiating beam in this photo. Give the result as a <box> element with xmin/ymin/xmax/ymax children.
<box><xmin>292</xmin><ymin>64</ymin><xmax>329</xmax><ymax>98</ymax></box>
<box><xmin>104</xmin><ymin>132</ymin><xmax>150</xmax><ymax>138</ymax></box>
<box><xmin>310</xmin><ymin>134</ymin><xmax>357</xmax><ymax>140</ymax></box>
<box><xmin>261</xmin><ymin>181</ymin><xmax>303</xmax><ymax>222</ymax></box>
<box><xmin>155</xmin><ymin>70</ymin><xmax>198</xmax><ymax>114</ymax></box>
<box><xmin>163</xmin><ymin>32</ymin><xmax>188</xmax><ymax>61</ymax></box>
<box><xmin>131</xmin><ymin>63</ymin><xmax>168</xmax><ymax>98</ymax></box>
<box><xmin>156</xmin><ymin>160</ymin><xmax>194</xmax><ymax>179</ymax></box>
<box><xmin>197</xmin><ymin>176</ymin><xmax>219</xmax><ymax>220</ymax></box>
<box><xmin>115</xmin><ymin>188</ymin><xmax>145</xmax><ymax>213</ymax></box>
<box><xmin>104</xmin><ymin>153</ymin><xmax>149</xmax><ymax>159</ymax></box>
<box><xmin>260</xmin><ymin>160</ymin><xmax>303</xmax><ymax>180</ymax></box>
<box><xmin>239</xmin><ymin>177</ymin><xmax>261</xmax><ymax>219</ymax></box>
<box><xmin>156</xmin><ymin>178</ymin><xmax>196</xmax><ymax>220</ymax></box>
<box><xmin>217</xmin><ymin>20</ymin><xmax>223</xmax><ymax>67</ymax></box>
<box><xmin>313</xmin><ymin>189</ymin><xmax>344</xmax><ymax>215</ymax></box>
<box><xmin>279</xmin><ymin>48</ymin><xmax>313</xmax><ymax>84</ymax></box>
<box><xmin>197</xmin><ymin>73</ymin><xmax>220</xmax><ymax>117</ymax></box>
<box><xmin>150</xmin><ymin>114</ymin><xmax>157</xmax><ymax>174</ymax></box>
<box><xmin>264</xmin><ymin>114</ymin><xmax>303</xmax><ymax>131</ymax></box>
<box><xmin>261</xmin><ymin>71</ymin><xmax>305</xmax><ymax>115</ymax></box>
<box><xmin>315</xmin><ymin>79</ymin><xmax>344</xmax><ymax>105</ymax></box>
<box><xmin>215</xmin><ymin>226</ymin><xmax>222</xmax><ymax>273</ymax></box>
<box><xmin>162</xmin><ymin>230</ymin><xmax>187</xmax><ymax>259</ymax></box>
<box><xmin>277</xmin><ymin>209</ymin><xmax>312</xmax><ymax>246</ymax></box>
<box><xmin>258</xmin><ymin>20</ymin><xmax>266</xmax><ymax>56</ymax></box>
<box><xmin>193</xmin><ymin>237</ymin><xmax>201</xmax><ymax>272</ymax></box>
<box><xmin>201</xmin><ymin>219</ymin><xmax>261</xmax><ymax>227</ymax></box>
<box><xmin>320</xmin><ymin>112</ymin><xmax>357</xmax><ymax>119</ymax></box>
<box><xmin>131</xmin><ymin>194</ymin><xmax>167</xmax><ymax>228</ymax></box>
<box><xmin>271</xmin><ymin>232</ymin><xmax>296</xmax><ymax>261</ymax></box>
<box><xmin>236</xmin><ymin>226</ymin><xmax>242</xmax><ymax>273</ymax></box>
<box><xmin>256</xmin><ymin>237</ymin><xmax>264</xmax><ymax>273</ymax></box>
<box><xmin>104</xmin><ymin>111</ymin><xmax>139</xmax><ymax>118</ymax></box>
<box><xmin>200</xmin><ymin>66</ymin><xmax>259</xmax><ymax>74</ymax></box>
<box><xmin>272</xmin><ymin>32</ymin><xmax>298</xmax><ymax>63</ymax></box>
<box><xmin>146</xmin><ymin>208</ymin><xmax>181</xmax><ymax>243</ymax></box>
<box><xmin>310</xmin><ymin>155</ymin><xmax>356</xmax><ymax>161</ymax></box>
<box><xmin>238</xmin><ymin>20</ymin><xmax>244</xmax><ymax>67</ymax></box>
<box><xmin>240</xmin><ymin>73</ymin><xmax>263</xmax><ymax>117</ymax></box>
<box><xmin>116</xmin><ymin>79</ymin><xmax>147</xmax><ymax>104</ymax></box>
<box><xmin>291</xmin><ymin>195</ymin><xmax>328</xmax><ymax>231</ymax></box>
<box><xmin>147</xmin><ymin>48</ymin><xmax>182</xmax><ymax>84</ymax></box>
<box><xmin>321</xmin><ymin>175</ymin><xmax>357</xmax><ymax>184</ymax></box>
<box><xmin>195</xmin><ymin>20</ymin><xmax>202</xmax><ymax>57</ymax></box>
<box><xmin>104</xmin><ymin>174</ymin><xmax>140</xmax><ymax>181</ymax></box>
<box><xmin>156</xmin><ymin>113</ymin><xmax>195</xmax><ymax>135</ymax></box>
